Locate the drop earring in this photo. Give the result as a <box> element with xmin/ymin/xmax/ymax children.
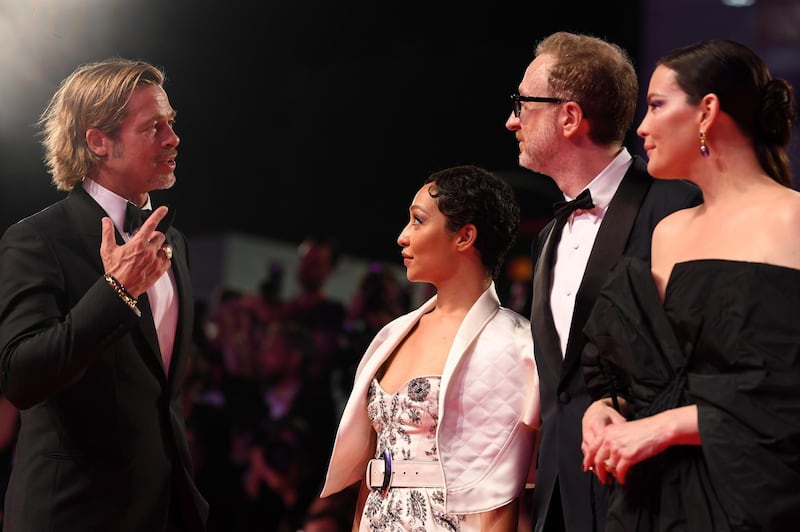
<box><xmin>699</xmin><ymin>131</ymin><xmax>710</xmax><ymax>157</ymax></box>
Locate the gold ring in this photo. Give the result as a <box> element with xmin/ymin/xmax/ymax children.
<box><xmin>604</xmin><ymin>461</ymin><xmax>616</xmax><ymax>474</ymax></box>
<box><xmin>160</xmin><ymin>244</ymin><xmax>173</xmax><ymax>260</ymax></box>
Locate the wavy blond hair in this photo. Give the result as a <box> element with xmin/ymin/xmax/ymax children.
<box><xmin>38</xmin><ymin>58</ymin><xmax>165</xmax><ymax>191</ymax></box>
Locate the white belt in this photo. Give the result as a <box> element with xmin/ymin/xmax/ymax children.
<box><xmin>366</xmin><ymin>449</ymin><xmax>444</xmax><ymax>497</ymax></box>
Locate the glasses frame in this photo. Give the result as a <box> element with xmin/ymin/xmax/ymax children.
<box><xmin>511</xmin><ymin>93</ymin><xmax>565</xmax><ymax>117</ymax></box>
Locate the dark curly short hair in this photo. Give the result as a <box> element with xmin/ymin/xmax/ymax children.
<box><xmin>424</xmin><ymin>165</ymin><xmax>520</xmax><ymax>279</ymax></box>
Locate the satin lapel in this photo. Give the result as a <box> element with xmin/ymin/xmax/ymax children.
<box><xmin>166</xmin><ymin>229</ymin><xmax>193</xmax><ymax>383</ymax></box>
<box><xmin>562</xmin><ymin>161</ymin><xmax>652</xmax><ymax>377</ymax></box>
<box><xmin>440</xmin><ymin>284</ymin><xmax>500</xmax><ymax>392</ymax></box>
<box><xmin>531</xmin><ymin>217</ymin><xmax>568</xmax><ymax>378</ymax></box>
<box><xmin>68</xmin><ymin>187</ymin><xmax>165</xmax><ymax>376</ymax></box>
<box><xmin>69</xmin><ymin>186</ymin><xmax>119</xmax><ymax>272</ymax></box>
<box><xmin>135</xmin><ymin>293</ymin><xmax>164</xmax><ymax>373</ymax></box>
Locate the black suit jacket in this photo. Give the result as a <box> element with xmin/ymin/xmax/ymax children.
<box><xmin>529</xmin><ymin>156</ymin><xmax>702</xmax><ymax>532</ymax></box>
<box><xmin>0</xmin><ymin>186</ymin><xmax>208</xmax><ymax>531</ymax></box>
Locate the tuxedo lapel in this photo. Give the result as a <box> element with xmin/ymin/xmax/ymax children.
<box><xmin>135</xmin><ymin>293</ymin><xmax>165</xmax><ymax>373</ymax></box>
<box><xmin>68</xmin><ymin>187</ymin><xmax>169</xmax><ymax>379</ymax></box>
<box><xmin>561</xmin><ymin>160</ymin><xmax>652</xmax><ymax>377</ymax></box>
<box><xmin>166</xmin><ymin>230</ymin><xmax>194</xmax><ymax>382</ymax></box>
<box><xmin>531</xmin><ymin>217</ymin><xmax>568</xmax><ymax>378</ymax></box>
<box><xmin>69</xmin><ymin>186</ymin><xmax>117</xmax><ymax>271</ymax></box>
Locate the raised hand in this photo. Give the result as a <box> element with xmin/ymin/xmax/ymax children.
<box><xmin>100</xmin><ymin>205</ymin><xmax>173</xmax><ymax>297</ymax></box>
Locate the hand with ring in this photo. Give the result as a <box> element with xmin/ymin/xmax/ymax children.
<box><xmin>160</xmin><ymin>243</ymin><xmax>173</xmax><ymax>261</ymax></box>
<box><xmin>100</xmin><ymin>206</ymin><xmax>173</xmax><ymax>297</ymax></box>
<box><xmin>589</xmin><ymin>459</ymin><xmax>617</xmax><ymax>484</ymax></box>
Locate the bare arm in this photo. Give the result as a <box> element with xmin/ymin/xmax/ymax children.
<box><xmin>584</xmin><ymin>404</ymin><xmax>700</xmax><ymax>484</ymax></box>
<box><xmin>479</xmin><ymin>498</ymin><xmax>519</xmax><ymax>531</ymax></box>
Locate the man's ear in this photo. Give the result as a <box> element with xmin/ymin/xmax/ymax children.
<box><xmin>561</xmin><ymin>101</ymin><xmax>584</xmax><ymax>138</ymax></box>
<box><xmin>86</xmin><ymin>128</ymin><xmax>109</xmax><ymax>157</ymax></box>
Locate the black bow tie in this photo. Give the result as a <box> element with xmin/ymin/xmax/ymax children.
<box><xmin>552</xmin><ymin>188</ymin><xmax>594</xmax><ymax>220</ymax></box>
<box><xmin>123</xmin><ymin>203</ymin><xmax>153</xmax><ymax>234</ymax></box>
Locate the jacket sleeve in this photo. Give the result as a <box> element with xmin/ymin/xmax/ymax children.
<box><xmin>0</xmin><ymin>219</ymin><xmax>138</xmax><ymax>409</ymax></box>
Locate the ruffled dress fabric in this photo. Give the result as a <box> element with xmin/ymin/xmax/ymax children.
<box><xmin>360</xmin><ymin>376</ymin><xmax>480</xmax><ymax>532</ymax></box>
<box><xmin>582</xmin><ymin>257</ymin><xmax>800</xmax><ymax>532</ymax></box>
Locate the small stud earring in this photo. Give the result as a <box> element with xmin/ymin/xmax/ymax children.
<box><xmin>699</xmin><ymin>131</ymin><xmax>710</xmax><ymax>158</ymax></box>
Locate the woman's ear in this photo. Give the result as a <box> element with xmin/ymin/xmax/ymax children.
<box><xmin>456</xmin><ymin>224</ymin><xmax>477</xmax><ymax>249</ymax></box>
<box><xmin>699</xmin><ymin>93</ymin><xmax>720</xmax><ymax>131</ymax></box>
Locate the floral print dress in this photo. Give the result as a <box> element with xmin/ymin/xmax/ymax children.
<box><xmin>360</xmin><ymin>376</ymin><xmax>481</xmax><ymax>532</ymax></box>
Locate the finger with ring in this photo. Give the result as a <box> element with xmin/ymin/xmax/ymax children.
<box><xmin>604</xmin><ymin>461</ymin><xmax>616</xmax><ymax>474</ymax></box>
<box><xmin>160</xmin><ymin>244</ymin><xmax>173</xmax><ymax>260</ymax></box>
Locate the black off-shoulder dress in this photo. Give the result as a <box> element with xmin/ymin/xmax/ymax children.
<box><xmin>582</xmin><ymin>256</ymin><xmax>800</xmax><ymax>532</ymax></box>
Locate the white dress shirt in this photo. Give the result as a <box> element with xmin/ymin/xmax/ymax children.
<box><xmin>551</xmin><ymin>148</ymin><xmax>632</xmax><ymax>357</ymax></box>
<box><xmin>83</xmin><ymin>179</ymin><xmax>178</xmax><ymax>373</ymax></box>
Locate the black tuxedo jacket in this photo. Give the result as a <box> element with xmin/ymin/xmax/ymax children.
<box><xmin>529</xmin><ymin>156</ymin><xmax>702</xmax><ymax>532</ymax></box>
<box><xmin>0</xmin><ymin>186</ymin><xmax>208</xmax><ymax>531</ymax></box>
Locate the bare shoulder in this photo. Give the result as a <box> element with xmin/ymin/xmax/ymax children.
<box><xmin>757</xmin><ymin>187</ymin><xmax>800</xmax><ymax>232</ymax></box>
<box><xmin>773</xmin><ymin>187</ymin><xmax>800</xmax><ymax>218</ymax></box>
<box><xmin>755</xmin><ymin>188</ymin><xmax>800</xmax><ymax>269</ymax></box>
<box><xmin>653</xmin><ymin>205</ymin><xmax>697</xmax><ymax>241</ymax></box>
<box><xmin>651</xmin><ymin>207</ymin><xmax>700</xmax><ymax>298</ymax></box>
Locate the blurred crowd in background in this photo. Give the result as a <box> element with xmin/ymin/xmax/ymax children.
<box><xmin>185</xmin><ymin>234</ymin><xmax>412</xmax><ymax>531</ymax></box>
<box><xmin>0</xmin><ymin>232</ymin><xmax>532</xmax><ymax>532</ymax></box>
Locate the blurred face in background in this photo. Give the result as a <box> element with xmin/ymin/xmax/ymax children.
<box><xmin>296</xmin><ymin>240</ymin><xmax>334</xmax><ymax>292</ymax></box>
<box><xmin>255</xmin><ymin>325</ymin><xmax>302</xmax><ymax>384</ymax></box>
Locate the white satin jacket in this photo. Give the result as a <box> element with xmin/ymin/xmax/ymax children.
<box><xmin>320</xmin><ymin>283</ymin><xmax>539</xmax><ymax>514</ymax></box>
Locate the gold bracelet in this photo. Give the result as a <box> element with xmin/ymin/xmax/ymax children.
<box><xmin>103</xmin><ymin>274</ymin><xmax>141</xmax><ymax>318</ymax></box>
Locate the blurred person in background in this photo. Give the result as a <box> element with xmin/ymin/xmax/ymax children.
<box><xmin>284</xmin><ymin>234</ymin><xmax>347</xmax><ymax>394</ymax></box>
<box><xmin>243</xmin><ymin>320</ymin><xmax>338</xmax><ymax>531</ymax></box>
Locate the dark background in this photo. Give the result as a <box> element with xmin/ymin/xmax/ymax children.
<box><xmin>0</xmin><ymin>1</ymin><xmax>642</xmax><ymax>263</ymax></box>
<box><xmin>2</xmin><ymin>1</ymin><xmax>798</xmax><ymax>266</ymax></box>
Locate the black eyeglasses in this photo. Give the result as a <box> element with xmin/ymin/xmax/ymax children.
<box><xmin>511</xmin><ymin>93</ymin><xmax>565</xmax><ymax>117</ymax></box>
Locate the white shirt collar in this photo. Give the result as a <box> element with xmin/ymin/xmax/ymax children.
<box><xmin>82</xmin><ymin>179</ymin><xmax>152</xmax><ymax>235</ymax></box>
<box><xmin>567</xmin><ymin>147</ymin><xmax>632</xmax><ymax>224</ymax></box>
